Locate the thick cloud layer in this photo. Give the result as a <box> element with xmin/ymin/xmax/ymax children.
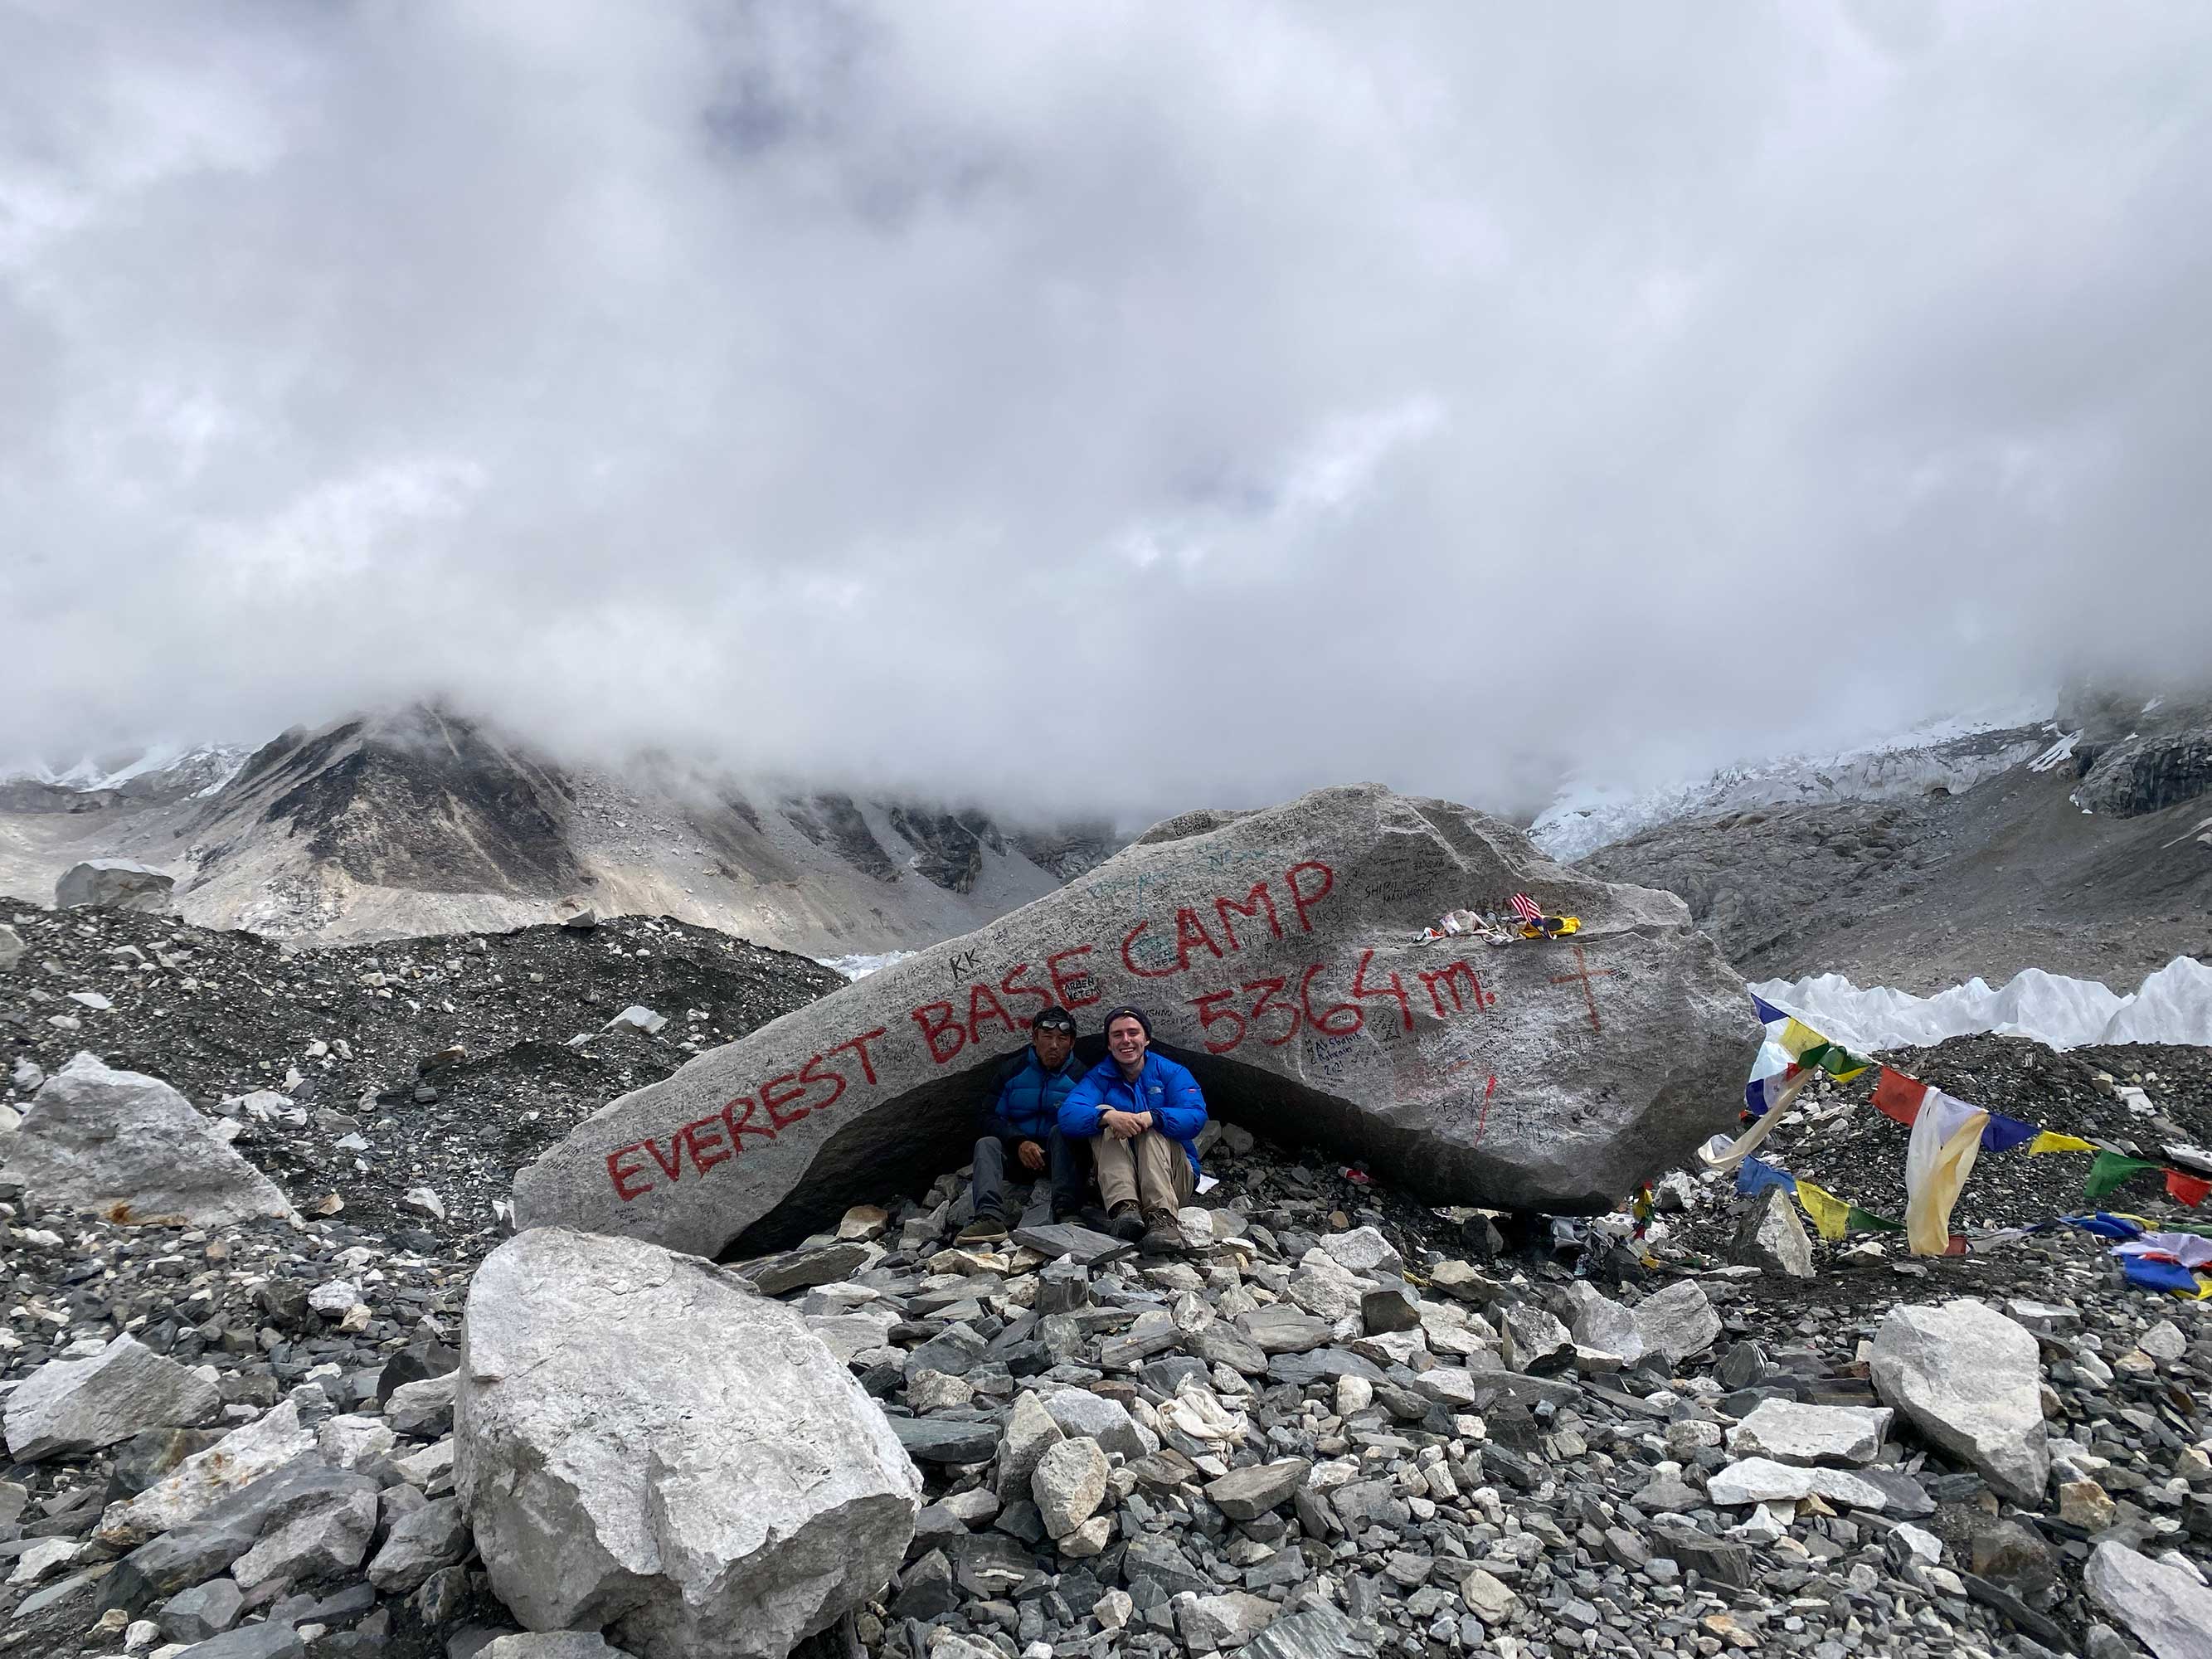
<box><xmin>5</xmin><ymin>2</ymin><xmax>2209</xmax><ymax>820</ymax></box>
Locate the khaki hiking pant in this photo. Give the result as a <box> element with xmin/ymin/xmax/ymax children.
<box><xmin>1092</xmin><ymin>1129</ymin><xmax>1194</xmax><ymax>1217</ymax></box>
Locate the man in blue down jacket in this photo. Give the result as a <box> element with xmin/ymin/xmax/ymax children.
<box><xmin>1058</xmin><ymin>1004</ymin><xmax>1207</xmax><ymax>1256</ymax></box>
<box><xmin>956</xmin><ymin>1006</ymin><xmax>1087</xmax><ymax>1244</ymax></box>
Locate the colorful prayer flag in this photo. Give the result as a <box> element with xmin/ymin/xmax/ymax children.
<box><xmin>1873</xmin><ymin>1067</ymin><xmax>1926</xmax><ymax>1126</ymax></box>
<box><xmin>2084</xmin><ymin>1152</ymin><xmax>2164</xmax><ymax>1203</ymax></box>
<box><xmin>1981</xmin><ymin>1113</ymin><xmax>2039</xmax><ymax>1153</ymax></box>
<box><xmin>2027</xmin><ymin>1131</ymin><xmax>2098</xmax><ymax>1156</ymax></box>
<box><xmin>1848</xmin><ymin>1206</ymin><xmax>1906</xmax><ymax>1235</ymax></box>
<box><xmin>1750</xmin><ymin>993</ymin><xmax>1790</xmax><ymax>1026</ymax></box>
<box><xmin>1904</xmin><ymin>1086</ymin><xmax>1987</xmax><ymax>1258</ymax></box>
<box><xmin>1738</xmin><ymin>1157</ymin><xmax>1797</xmax><ymax>1199</ymax></box>
<box><xmin>1744</xmin><ymin>1066</ymin><xmax>1801</xmax><ymax>1118</ymax></box>
<box><xmin>2121</xmin><ymin>1255</ymin><xmax>2205</xmax><ymax>1297</ymax></box>
<box><xmin>2166</xmin><ymin>1170</ymin><xmax>2212</xmax><ymax>1208</ymax></box>
<box><xmin>1794</xmin><ymin>1181</ymin><xmax>1851</xmax><ymax>1242</ymax></box>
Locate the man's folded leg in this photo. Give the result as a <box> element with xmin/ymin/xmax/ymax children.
<box><xmin>1134</xmin><ymin>1131</ymin><xmax>1195</xmax><ymax>1254</ymax></box>
<box><xmin>1047</xmin><ymin>1130</ymin><xmax>1087</xmax><ymax>1224</ymax></box>
<box><xmin>957</xmin><ymin>1135</ymin><xmax>1012</xmax><ymax>1244</ymax></box>
<box><xmin>1091</xmin><ymin>1134</ymin><xmax>1146</xmax><ymax>1241</ymax></box>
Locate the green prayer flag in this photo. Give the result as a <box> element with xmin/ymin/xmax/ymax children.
<box><xmin>1845</xmin><ymin>1207</ymin><xmax>1904</xmax><ymax>1234</ymax></box>
<box><xmin>1799</xmin><ymin>1041</ymin><xmax>1872</xmax><ymax>1082</ymax></box>
<box><xmin>2084</xmin><ymin>1151</ymin><xmax>2163</xmax><ymax>1203</ymax></box>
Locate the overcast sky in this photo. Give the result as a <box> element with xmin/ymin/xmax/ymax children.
<box><xmin>4</xmin><ymin>2</ymin><xmax>2209</xmax><ymax>821</ymax></box>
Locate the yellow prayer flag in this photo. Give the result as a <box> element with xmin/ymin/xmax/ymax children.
<box><xmin>2026</xmin><ymin>1131</ymin><xmax>2097</xmax><ymax>1155</ymax></box>
<box><xmin>1795</xmin><ymin>1181</ymin><xmax>1851</xmax><ymax>1243</ymax></box>
<box><xmin>1778</xmin><ymin>1018</ymin><xmax>1824</xmax><ymax>1060</ymax></box>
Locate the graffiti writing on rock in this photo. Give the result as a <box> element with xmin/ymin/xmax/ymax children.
<box><xmin>604</xmin><ymin>1028</ymin><xmax>889</xmax><ymax>1203</ymax></box>
<box><xmin>604</xmin><ymin>858</ymin><xmax>1359</xmax><ymax>1204</ymax></box>
<box><xmin>1184</xmin><ymin>950</ymin><xmax>1497</xmax><ymax>1056</ymax></box>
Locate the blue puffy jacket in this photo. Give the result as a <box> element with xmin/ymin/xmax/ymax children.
<box><xmin>984</xmin><ymin>1047</ymin><xmax>1086</xmax><ymax>1142</ymax></box>
<box><xmin>1059</xmin><ymin>1053</ymin><xmax>1208</xmax><ymax>1176</ymax></box>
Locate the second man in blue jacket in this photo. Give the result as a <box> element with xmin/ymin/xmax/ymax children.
<box><xmin>957</xmin><ymin>1006</ymin><xmax>1088</xmax><ymax>1244</ymax></box>
<box><xmin>1059</xmin><ymin>1005</ymin><xmax>1208</xmax><ymax>1255</ymax></box>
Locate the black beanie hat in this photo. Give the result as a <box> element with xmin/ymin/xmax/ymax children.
<box><xmin>1032</xmin><ymin>1007</ymin><xmax>1077</xmax><ymax>1035</ymax></box>
<box><xmin>1101</xmin><ymin>1005</ymin><xmax>1153</xmax><ymax>1040</ymax></box>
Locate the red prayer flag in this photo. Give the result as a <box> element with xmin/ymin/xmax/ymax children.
<box><xmin>1872</xmin><ymin>1068</ymin><xmax>1927</xmax><ymax>1128</ymax></box>
<box><xmin>2166</xmin><ymin>1170</ymin><xmax>2212</xmax><ymax>1208</ymax></box>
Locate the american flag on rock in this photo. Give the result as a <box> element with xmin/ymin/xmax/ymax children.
<box><xmin>1510</xmin><ymin>893</ymin><xmax>1543</xmax><ymax>923</ymax></box>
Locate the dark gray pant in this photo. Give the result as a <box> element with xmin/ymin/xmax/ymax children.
<box><xmin>972</xmin><ymin>1131</ymin><xmax>1084</xmax><ymax>1221</ymax></box>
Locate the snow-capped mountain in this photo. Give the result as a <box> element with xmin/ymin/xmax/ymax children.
<box><xmin>1528</xmin><ymin>706</ymin><xmax>2054</xmax><ymax>863</ymax></box>
<box><xmin>0</xmin><ymin>708</ymin><xmax>1121</xmax><ymax>955</ymax></box>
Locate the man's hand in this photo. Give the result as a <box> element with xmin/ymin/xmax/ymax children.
<box><xmin>1017</xmin><ymin>1140</ymin><xmax>1047</xmax><ymax>1172</ymax></box>
<box><xmin>1101</xmin><ymin>1108</ymin><xmax>1148</xmax><ymax>1141</ymax></box>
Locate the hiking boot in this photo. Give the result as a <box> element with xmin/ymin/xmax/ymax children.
<box><xmin>955</xmin><ymin>1213</ymin><xmax>1009</xmax><ymax>1246</ymax></box>
<box><xmin>1107</xmin><ymin>1203</ymin><xmax>1145</xmax><ymax>1243</ymax></box>
<box><xmin>1139</xmin><ymin>1210</ymin><xmax>1184</xmax><ymax>1256</ymax></box>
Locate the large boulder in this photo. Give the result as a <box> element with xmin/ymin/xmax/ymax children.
<box><xmin>513</xmin><ymin>785</ymin><xmax>1753</xmax><ymax>1254</ymax></box>
<box><xmin>1870</xmin><ymin>1299</ymin><xmax>2049</xmax><ymax>1503</ymax></box>
<box><xmin>2085</xmin><ymin>1540</ymin><xmax>2212</xmax><ymax>1659</ymax></box>
<box><xmin>455</xmin><ymin>1228</ymin><xmax>921</xmax><ymax>1659</ymax></box>
<box><xmin>55</xmin><ymin>859</ymin><xmax>175</xmax><ymax>912</ymax></box>
<box><xmin>2</xmin><ymin>1053</ymin><xmax>295</xmax><ymax>1227</ymax></box>
<box><xmin>2</xmin><ymin>1335</ymin><xmax>221</xmax><ymax>1461</ymax></box>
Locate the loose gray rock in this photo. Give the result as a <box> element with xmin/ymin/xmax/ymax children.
<box><xmin>1206</xmin><ymin>1458</ymin><xmax>1311</xmax><ymax>1520</ymax></box>
<box><xmin>1499</xmin><ymin>1301</ymin><xmax>1573</xmax><ymax>1372</ymax></box>
<box><xmin>7</xmin><ymin>1052</ymin><xmax>296</xmax><ymax>1227</ymax></box>
<box><xmin>366</xmin><ymin>1495</ymin><xmax>469</xmax><ymax>1592</ymax></box>
<box><xmin>1871</xmin><ymin>1298</ymin><xmax>2049</xmax><ymax>1503</ymax></box>
<box><xmin>1733</xmin><ymin>1186</ymin><xmax>1815</xmax><ymax>1278</ymax></box>
<box><xmin>481</xmin><ymin>1636</ymin><xmax>630</xmax><ymax>1659</ymax></box>
<box><xmin>159</xmin><ymin>1578</ymin><xmax>246</xmax><ymax>1642</ymax></box>
<box><xmin>1318</xmin><ymin>1225</ymin><xmax>1405</xmax><ymax>1278</ymax></box>
<box><xmin>1241</xmin><ymin>1606</ymin><xmax>1378</xmax><ymax>1659</ymax></box>
<box><xmin>0</xmin><ymin>923</ymin><xmax>22</xmax><ymax>974</ymax></box>
<box><xmin>386</xmin><ymin>1372</ymin><xmax>459</xmax><ymax>1438</ymax></box>
<box><xmin>1031</xmin><ymin>1436</ymin><xmax>1110</xmax><ymax>1540</ymax></box>
<box><xmin>2085</xmin><ymin>1540</ymin><xmax>2212</xmax><ymax>1659</ymax></box>
<box><xmin>1563</xmin><ymin>1282</ymin><xmax>1646</xmax><ymax>1365</ymax></box>
<box><xmin>230</xmin><ymin>1482</ymin><xmax>378</xmax><ymax>1592</ymax></box>
<box><xmin>1705</xmin><ymin>1457</ymin><xmax>1891</xmax><ymax>1511</ymax></box>
<box><xmin>170</xmin><ymin>1625</ymin><xmax>306</xmax><ymax>1659</ymax></box>
<box><xmin>1634</xmin><ymin>1280</ymin><xmax>1721</xmax><ymax>1365</ymax></box>
<box><xmin>2</xmin><ymin>1333</ymin><xmax>221</xmax><ymax>1461</ymax></box>
<box><xmin>1041</xmin><ymin>1389</ymin><xmax>1147</xmax><ymax>1460</ymax></box>
<box><xmin>455</xmin><ymin>1228</ymin><xmax>921</xmax><ymax>1659</ymax></box>
<box><xmin>1726</xmin><ymin>1400</ymin><xmax>1893</xmax><ymax>1467</ymax></box>
<box><xmin>1237</xmin><ymin>1306</ymin><xmax>1337</xmax><ymax>1355</ymax></box>
<box><xmin>55</xmin><ymin>858</ymin><xmax>175</xmax><ymax>912</ymax></box>
<box><xmin>994</xmin><ymin>1393</ymin><xmax>1066</xmax><ymax>1502</ymax></box>
<box><xmin>513</xmin><ymin>785</ymin><xmax>1755</xmax><ymax>1253</ymax></box>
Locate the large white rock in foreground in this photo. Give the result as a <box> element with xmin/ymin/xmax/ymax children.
<box><xmin>515</xmin><ymin>785</ymin><xmax>1754</xmax><ymax>1255</ymax></box>
<box><xmin>4</xmin><ymin>1053</ymin><xmax>295</xmax><ymax>1227</ymax></box>
<box><xmin>455</xmin><ymin>1228</ymin><xmax>921</xmax><ymax>1659</ymax></box>
<box><xmin>1870</xmin><ymin>1298</ymin><xmax>2049</xmax><ymax>1503</ymax></box>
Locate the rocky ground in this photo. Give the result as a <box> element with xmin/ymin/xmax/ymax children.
<box><xmin>1578</xmin><ymin>757</ymin><xmax>2212</xmax><ymax>995</ymax></box>
<box><xmin>0</xmin><ymin>902</ymin><xmax>842</xmax><ymax>1246</ymax></box>
<box><xmin>1679</xmin><ymin>1034</ymin><xmax>2212</xmax><ymax>1238</ymax></box>
<box><xmin>4</xmin><ymin>907</ymin><xmax>2212</xmax><ymax>1659</ymax></box>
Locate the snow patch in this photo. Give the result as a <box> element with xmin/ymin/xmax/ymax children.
<box><xmin>1750</xmin><ymin>956</ymin><xmax>2212</xmax><ymax>1053</ymax></box>
<box><xmin>1530</xmin><ymin>703</ymin><xmax>2053</xmax><ymax>862</ymax></box>
<box><xmin>817</xmin><ymin>950</ymin><xmax>915</xmax><ymax>981</ymax></box>
<box><xmin>2026</xmin><ymin>732</ymin><xmax>2079</xmax><ymax>773</ymax></box>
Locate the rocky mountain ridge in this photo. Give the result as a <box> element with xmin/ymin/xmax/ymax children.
<box><xmin>1572</xmin><ymin>696</ymin><xmax>2212</xmax><ymax>995</ymax></box>
<box><xmin>0</xmin><ymin>708</ymin><xmax>1122</xmax><ymax>958</ymax></box>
